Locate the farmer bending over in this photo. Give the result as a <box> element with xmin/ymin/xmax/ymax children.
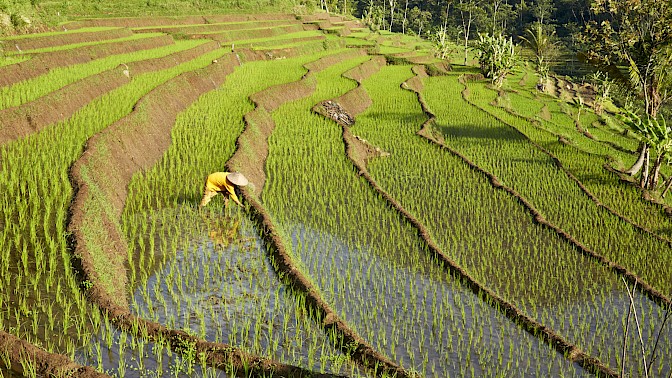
<box><xmin>200</xmin><ymin>172</ymin><xmax>248</xmax><ymax>207</ymax></box>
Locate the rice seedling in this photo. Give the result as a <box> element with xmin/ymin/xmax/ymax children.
<box><xmin>4</xmin><ymin>32</ymin><xmax>167</xmax><ymax>55</ymax></box>
<box><xmin>260</xmin><ymin>58</ymin><xmax>588</xmax><ymax>376</ymax></box>
<box><xmin>120</xmin><ymin>48</ymin><xmax>366</xmax><ymax>376</ymax></box>
<box><xmin>0</xmin><ymin>40</ymin><xmax>242</xmax><ymax>374</ymax></box>
<box><xmin>393</xmin><ymin>68</ymin><xmax>672</xmax><ymax>376</ymax></box>
<box><xmin>456</xmin><ymin>76</ymin><xmax>672</xmax><ymax>296</ymax></box>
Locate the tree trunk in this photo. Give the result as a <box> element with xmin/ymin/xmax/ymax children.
<box><xmin>626</xmin><ymin>143</ymin><xmax>648</xmax><ymax>176</ymax></box>
<box><xmin>389</xmin><ymin>0</ymin><xmax>395</xmax><ymax>32</ymax></box>
<box><xmin>640</xmin><ymin>148</ymin><xmax>650</xmax><ymax>189</ymax></box>
<box><xmin>402</xmin><ymin>0</ymin><xmax>408</xmax><ymax>34</ymax></box>
<box><xmin>661</xmin><ymin>175</ymin><xmax>672</xmax><ymax>198</ymax></box>
<box><xmin>648</xmin><ymin>153</ymin><xmax>665</xmax><ymax>190</ymax></box>
<box><xmin>463</xmin><ymin>16</ymin><xmax>472</xmax><ymax>66</ymax></box>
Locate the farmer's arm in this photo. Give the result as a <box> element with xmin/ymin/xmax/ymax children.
<box><xmin>226</xmin><ymin>186</ymin><xmax>243</xmax><ymax>206</ymax></box>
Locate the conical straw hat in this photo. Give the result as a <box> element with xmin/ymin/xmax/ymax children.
<box><xmin>227</xmin><ymin>172</ymin><xmax>248</xmax><ymax>186</ymax></box>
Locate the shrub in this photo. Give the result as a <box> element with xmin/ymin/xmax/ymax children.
<box><xmin>473</xmin><ymin>32</ymin><xmax>516</xmax><ymax>87</ymax></box>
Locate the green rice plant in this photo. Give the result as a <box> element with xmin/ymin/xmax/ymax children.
<box><xmin>0</xmin><ymin>27</ymin><xmax>120</xmax><ymax>42</ymax></box>
<box><xmin>260</xmin><ymin>58</ymin><xmax>586</xmax><ymax>376</ymax></box>
<box><xmin>402</xmin><ymin>69</ymin><xmax>672</xmax><ymax>376</ymax></box>
<box><xmin>120</xmin><ymin>48</ymin><xmax>366</xmax><ymax>376</ymax></box>
<box><xmin>458</xmin><ymin>76</ymin><xmax>672</xmax><ymax>295</ymax></box>
<box><xmin>0</xmin><ymin>40</ymin><xmax>241</xmax><ymax>375</ymax></box>
<box><xmin>488</xmin><ymin>73</ymin><xmax>672</xmax><ymax>241</ymax></box>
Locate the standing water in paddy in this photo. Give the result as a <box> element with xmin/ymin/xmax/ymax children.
<box><xmin>128</xmin><ymin>205</ymin><xmax>364</xmax><ymax>376</ymax></box>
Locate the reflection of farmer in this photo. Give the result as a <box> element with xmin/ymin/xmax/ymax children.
<box><xmin>200</xmin><ymin>172</ymin><xmax>248</xmax><ymax>207</ymax></box>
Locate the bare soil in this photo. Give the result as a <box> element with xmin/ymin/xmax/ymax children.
<box><xmin>200</xmin><ymin>24</ymin><xmax>305</xmax><ymax>43</ymax></box>
<box><xmin>136</xmin><ymin>19</ymin><xmax>299</xmax><ymax>35</ymax></box>
<box><xmin>0</xmin><ymin>330</ymin><xmax>108</xmax><ymax>377</ymax></box>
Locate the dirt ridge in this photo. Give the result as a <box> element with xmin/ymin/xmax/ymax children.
<box><xmin>64</xmin><ymin>14</ymin><xmax>297</xmax><ymax>30</ymax></box>
<box><xmin>0</xmin><ymin>329</ymin><xmax>109</xmax><ymax>377</ymax></box>
<box><xmin>0</xmin><ymin>41</ymin><xmax>220</xmax><ymax>147</ymax></box>
<box><xmin>4</xmin><ymin>28</ymin><xmax>134</xmax><ymax>52</ymax></box>
<box><xmin>67</xmin><ymin>52</ymin><xmax>332</xmax><ymax>377</ymax></box>
<box><xmin>394</xmin><ymin>65</ymin><xmax>619</xmax><ymax>377</ymax></box>
<box><xmin>135</xmin><ymin>19</ymin><xmax>301</xmax><ymax>35</ymax></box>
<box><xmin>0</xmin><ymin>34</ymin><xmax>175</xmax><ymax>87</ymax></box>
<box><xmin>227</xmin><ymin>50</ymin><xmax>412</xmax><ymax>378</ymax></box>
<box><xmin>197</xmin><ymin>24</ymin><xmax>305</xmax><ymax>43</ymax></box>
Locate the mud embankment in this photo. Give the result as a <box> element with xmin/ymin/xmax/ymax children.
<box><xmin>135</xmin><ymin>19</ymin><xmax>298</xmax><ymax>35</ymax></box>
<box><xmin>66</xmin><ymin>51</ymin><xmax>333</xmax><ymax>377</ymax></box>
<box><xmin>401</xmin><ymin>65</ymin><xmax>661</xmax><ymax>376</ymax></box>
<box><xmin>5</xmin><ymin>28</ymin><xmax>133</xmax><ymax>52</ymax></box>
<box><xmin>227</xmin><ymin>50</ymin><xmax>412</xmax><ymax>378</ymax></box>
<box><xmin>0</xmin><ymin>41</ymin><xmax>220</xmax><ymax>146</ymax></box>
<box><xmin>0</xmin><ymin>34</ymin><xmax>174</xmax><ymax>87</ymax></box>
<box><xmin>64</xmin><ymin>14</ymin><xmax>296</xmax><ymax>30</ymax></box>
<box><xmin>0</xmin><ymin>330</ymin><xmax>109</xmax><ymax>378</ymax></box>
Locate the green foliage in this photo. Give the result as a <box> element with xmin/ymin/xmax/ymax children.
<box><xmin>617</xmin><ymin>110</ymin><xmax>671</xmax><ymax>166</ymax></box>
<box><xmin>473</xmin><ymin>32</ymin><xmax>516</xmax><ymax>87</ymax></box>
<box><xmin>582</xmin><ymin>0</ymin><xmax>672</xmax><ymax>117</ymax></box>
<box><xmin>519</xmin><ymin>22</ymin><xmax>557</xmax><ymax>80</ymax></box>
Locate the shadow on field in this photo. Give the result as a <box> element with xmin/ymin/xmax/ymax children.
<box><xmin>435</xmin><ymin>122</ymin><xmax>527</xmax><ymax>141</ymax></box>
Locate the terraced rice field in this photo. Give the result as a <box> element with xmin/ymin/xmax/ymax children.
<box><xmin>0</xmin><ymin>9</ymin><xmax>670</xmax><ymax>378</ymax></box>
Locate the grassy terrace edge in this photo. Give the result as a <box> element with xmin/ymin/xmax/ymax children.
<box><xmin>226</xmin><ymin>48</ymin><xmax>412</xmax><ymax>378</ymax></box>
<box><xmin>0</xmin><ymin>40</ymin><xmax>218</xmax><ymax>146</ymax></box>
<box><xmin>309</xmin><ymin>59</ymin><xmax>618</xmax><ymax>376</ymax></box>
<box><xmin>66</xmin><ymin>49</ymin><xmax>335</xmax><ymax>377</ymax></box>
<box><xmin>453</xmin><ymin>75</ymin><xmax>672</xmax><ymax>309</ymax></box>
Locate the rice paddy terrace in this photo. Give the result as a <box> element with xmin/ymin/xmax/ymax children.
<box><xmin>0</xmin><ymin>10</ymin><xmax>671</xmax><ymax>378</ymax></box>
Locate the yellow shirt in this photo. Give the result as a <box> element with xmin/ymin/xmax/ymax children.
<box><xmin>205</xmin><ymin>172</ymin><xmax>240</xmax><ymax>203</ymax></box>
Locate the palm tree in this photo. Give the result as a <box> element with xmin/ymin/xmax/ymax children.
<box><xmin>519</xmin><ymin>23</ymin><xmax>557</xmax><ymax>80</ymax></box>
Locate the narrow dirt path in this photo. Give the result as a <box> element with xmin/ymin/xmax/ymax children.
<box><xmin>0</xmin><ymin>34</ymin><xmax>174</xmax><ymax>87</ymax></box>
<box><xmin>67</xmin><ymin>52</ymin><xmax>335</xmax><ymax>377</ymax></box>
<box><xmin>0</xmin><ymin>330</ymin><xmax>109</xmax><ymax>377</ymax></box>
<box><xmin>0</xmin><ymin>41</ymin><xmax>219</xmax><ymax>146</ymax></box>
<box><xmin>227</xmin><ymin>50</ymin><xmax>413</xmax><ymax>378</ymax></box>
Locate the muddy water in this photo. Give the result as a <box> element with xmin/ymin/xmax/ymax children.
<box><xmin>129</xmin><ymin>207</ymin><xmax>364</xmax><ymax>377</ymax></box>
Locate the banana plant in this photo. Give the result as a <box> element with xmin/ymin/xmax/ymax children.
<box><xmin>617</xmin><ymin>109</ymin><xmax>671</xmax><ymax>189</ymax></box>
